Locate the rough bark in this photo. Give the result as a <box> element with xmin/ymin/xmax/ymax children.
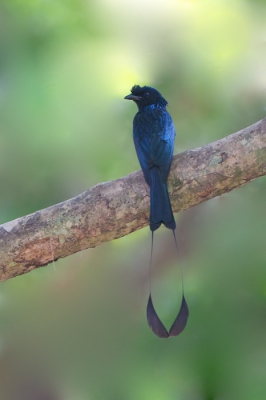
<box><xmin>1</xmin><ymin>117</ymin><xmax>266</xmax><ymax>281</ymax></box>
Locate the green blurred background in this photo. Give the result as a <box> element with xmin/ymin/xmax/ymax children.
<box><xmin>1</xmin><ymin>0</ymin><xmax>266</xmax><ymax>399</ymax></box>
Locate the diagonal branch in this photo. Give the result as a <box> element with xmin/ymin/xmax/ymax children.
<box><xmin>1</xmin><ymin>117</ymin><xmax>266</xmax><ymax>281</ymax></box>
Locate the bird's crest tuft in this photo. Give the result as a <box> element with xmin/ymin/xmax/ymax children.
<box><xmin>130</xmin><ymin>85</ymin><xmax>168</xmax><ymax>107</ymax></box>
<box><xmin>131</xmin><ymin>85</ymin><xmax>148</xmax><ymax>95</ymax></box>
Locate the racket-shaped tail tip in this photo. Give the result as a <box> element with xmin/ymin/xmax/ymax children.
<box><xmin>168</xmin><ymin>294</ymin><xmax>189</xmax><ymax>337</ymax></box>
<box><xmin>146</xmin><ymin>295</ymin><xmax>169</xmax><ymax>338</ymax></box>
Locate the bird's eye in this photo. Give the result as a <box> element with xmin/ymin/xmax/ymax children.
<box><xmin>144</xmin><ymin>92</ymin><xmax>149</xmax><ymax>98</ymax></box>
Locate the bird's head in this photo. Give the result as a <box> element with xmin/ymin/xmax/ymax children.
<box><xmin>124</xmin><ymin>85</ymin><xmax>168</xmax><ymax>110</ymax></box>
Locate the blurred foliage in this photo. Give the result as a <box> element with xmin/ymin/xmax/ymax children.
<box><xmin>0</xmin><ymin>0</ymin><xmax>266</xmax><ymax>399</ymax></box>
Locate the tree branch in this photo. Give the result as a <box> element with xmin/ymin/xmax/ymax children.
<box><xmin>1</xmin><ymin>117</ymin><xmax>266</xmax><ymax>281</ymax></box>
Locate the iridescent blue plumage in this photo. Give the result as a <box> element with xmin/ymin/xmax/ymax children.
<box><xmin>125</xmin><ymin>85</ymin><xmax>189</xmax><ymax>338</ymax></box>
<box><xmin>125</xmin><ymin>85</ymin><xmax>176</xmax><ymax>231</ymax></box>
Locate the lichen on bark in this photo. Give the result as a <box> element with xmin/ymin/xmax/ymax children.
<box><xmin>1</xmin><ymin>117</ymin><xmax>266</xmax><ymax>281</ymax></box>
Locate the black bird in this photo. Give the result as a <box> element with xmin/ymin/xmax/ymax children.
<box><xmin>125</xmin><ymin>85</ymin><xmax>189</xmax><ymax>338</ymax></box>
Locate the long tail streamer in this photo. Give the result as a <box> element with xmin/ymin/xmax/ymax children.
<box><xmin>146</xmin><ymin>230</ymin><xmax>189</xmax><ymax>338</ymax></box>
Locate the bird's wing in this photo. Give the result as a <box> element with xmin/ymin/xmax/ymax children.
<box><xmin>133</xmin><ymin>109</ymin><xmax>176</xmax><ymax>184</ymax></box>
<box><xmin>151</xmin><ymin>109</ymin><xmax>176</xmax><ymax>179</ymax></box>
<box><xmin>133</xmin><ymin>114</ymin><xmax>153</xmax><ymax>186</ymax></box>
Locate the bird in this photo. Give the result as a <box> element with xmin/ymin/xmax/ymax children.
<box><xmin>125</xmin><ymin>85</ymin><xmax>189</xmax><ymax>338</ymax></box>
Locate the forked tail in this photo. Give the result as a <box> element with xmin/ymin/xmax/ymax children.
<box><xmin>150</xmin><ymin>166</ymin><xmax>176</xmax><ymax>232</ymax></box>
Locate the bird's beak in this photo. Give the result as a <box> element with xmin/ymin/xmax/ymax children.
<box><xmin>124</xmin><ymin>94</ymin><xmax>141</xmax><ymax>101</ymax></box>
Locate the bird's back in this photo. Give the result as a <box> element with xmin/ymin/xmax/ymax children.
<box><xmin>133</xmin><ymin>105</ymin><xmax>176</xmax><ymax>184</ymax></box>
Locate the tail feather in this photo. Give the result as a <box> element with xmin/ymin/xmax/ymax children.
<box><xmin>150</xmin><ymin>167</ymin><xmax>176</xmax><ymax>231</ymax></box>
